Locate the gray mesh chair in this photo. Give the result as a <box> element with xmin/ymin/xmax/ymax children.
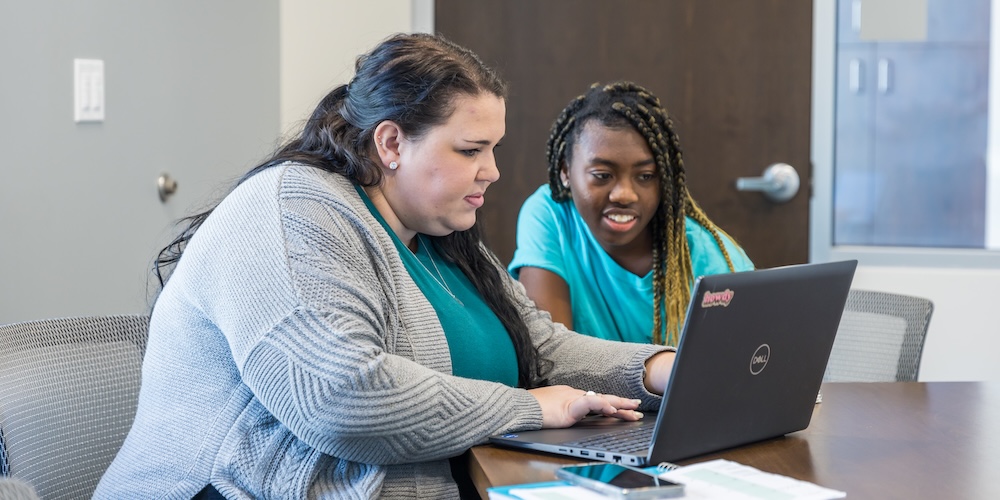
<box><xmin>823</xmin><ymin>289</ymin><xmax>933</xmax><ymax>382</ymax></box>
<box><xmin>0</xmin><ymin>315</ymin><xmax>148</xmax><ymax>500</ymax></box>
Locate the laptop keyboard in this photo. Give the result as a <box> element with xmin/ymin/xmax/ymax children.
<box><xmin>564</xmin><ymin>425</ymin><xmax>654</xmax><ymax>454</ymax></box>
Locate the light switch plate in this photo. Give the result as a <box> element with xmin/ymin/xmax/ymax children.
<box><xmin>74</xmin><ymin>58</ymin><xmax>105</xmax><ymax>123</ymax></box>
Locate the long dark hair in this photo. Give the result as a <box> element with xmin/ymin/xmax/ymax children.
<box><xmin>546</xmin><ymin>81</ymin><xmax>738</xmax><ymax>347</ymax></box>
<box><xmin>154</xmin><ymin>33</ymin><xmax>544</xmax><ymax>388</ymax></box>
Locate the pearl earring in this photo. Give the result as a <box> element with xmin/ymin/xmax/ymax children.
<box><xmin>389</xmin><ymin>161</ymin><xmax>398</xmax><ymax>170</ymax></box>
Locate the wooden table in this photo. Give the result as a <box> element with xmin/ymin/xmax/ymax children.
<box><xmin>469</xmin><ymin>382</ymin><xmax>1000</xmax><ymax>499</ymax></box>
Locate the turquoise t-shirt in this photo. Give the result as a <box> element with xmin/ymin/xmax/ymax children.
<box><xmin>356</xmin><ymin>187</ymin><xmax>519</xmax><ymax>386</ymax></box>
<box><xmin>508</xmin><ymin>185</ymin><xmax>754</xmax><ymax>344</ymax></box>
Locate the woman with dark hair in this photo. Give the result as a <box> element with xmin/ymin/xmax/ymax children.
<box><xmin>95</xmin><ymin>35</ymin><xmax>675</xmax><ymax>499</ymax></box>
<box><xmin>510</xmin><ymin>82</ymin><xmax>754</xmax><ymax>347</ymax></box>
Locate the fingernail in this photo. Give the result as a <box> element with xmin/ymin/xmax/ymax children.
<box><xmin>635</xmin><ymin>411</ymin><xmax>644</xmax><ymax>419</ymax></box>
<box><xmin>633</xmin><ymin>399</ymin><xmax>642</xmax><ymax>404</ymax></box>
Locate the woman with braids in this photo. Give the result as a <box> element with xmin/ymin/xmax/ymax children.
<box><xmin>509</xmin><ymin>82</ymin><xmax>754</xmax><ymax>347</ymax></box>
<box><xmin>96</xmin><ymin>37</ymin><xmax>675</xmax><ymax>499</ymax></box>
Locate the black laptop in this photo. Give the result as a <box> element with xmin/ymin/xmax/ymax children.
<box><xmin>490</xmin><ymin>260</ymin><xmax>857</xmax><ymax>466</ymax></box>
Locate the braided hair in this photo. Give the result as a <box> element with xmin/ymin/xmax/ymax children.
<box><xmin>546</xmin><ymin>81</ymin><xmax>739</xmax><ymax>346</ymax></box>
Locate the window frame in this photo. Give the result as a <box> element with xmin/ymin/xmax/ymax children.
<box><xmin>810</xmin><ymin>0</ymin><xmax>1000</xmax><ymax>268</ymax></box>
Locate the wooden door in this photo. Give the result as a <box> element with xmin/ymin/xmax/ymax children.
<box><xmin>436</xmin><ymin>0</ymin><xmax>812</xmax><ymax>269</ymax></box>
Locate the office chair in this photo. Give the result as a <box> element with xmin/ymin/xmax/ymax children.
<box><xmin>824</xmin><ymin>289</ymin><xmax>934</xmax><ymax>382</ymax></box>
<box><xmin>0</xmin><ymin>314</ymin><xmax>148</xmax><ymax>500</ymax></box>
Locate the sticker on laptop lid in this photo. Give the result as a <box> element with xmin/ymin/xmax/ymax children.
<box><xmin>701</xmin><ymin>288</ymin><xmax>734</xmax><ymax>308</ymax></box>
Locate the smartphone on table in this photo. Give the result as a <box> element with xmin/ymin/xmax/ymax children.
<box><xmin>555</xmin><ymin>462</ymin><xmax>684</xmax><ymax>499</ymax></box>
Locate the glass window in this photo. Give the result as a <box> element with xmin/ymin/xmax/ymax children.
<box><xmin>832</xmin><ymin>0</ymin><xmax>992</xmax><ymax>249</ymax></box>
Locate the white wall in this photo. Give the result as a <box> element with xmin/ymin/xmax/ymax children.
<box><xmin>279</xmin><ymin>0</ymin><xmax>431</xmax><ymax>138</ymax></box>
<box><xmin>851</xmin><ymin>267</ymin><xmax>1000</xmax><ymax>381</ymax></box>
<box><xmin>0</xmin><ymin>1</ymin><xmax>280</xmax><ymax>324</ymax></box>
<box><xmin>0</xmin><ymin>1</ymin><xmax>427</xmax><ymax>324</ymax></box>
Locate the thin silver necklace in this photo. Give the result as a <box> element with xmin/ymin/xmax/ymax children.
<box><xmin>414</xmin><ymin>235</ymin><xmax>463</xmax><ymax>306</ymax></box>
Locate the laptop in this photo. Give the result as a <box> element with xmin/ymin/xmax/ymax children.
<box><xmin>490</xmin><ymin>260</ymin><xmax>857</xmax><ymax>466</ymax></box>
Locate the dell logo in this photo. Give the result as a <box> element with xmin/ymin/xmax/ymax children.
<box><xmin>750</xmin><ymin>344</ymin><xmax>770</xmax><ymax>375</ymax></box>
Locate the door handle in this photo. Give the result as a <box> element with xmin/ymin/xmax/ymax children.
<box><xmin>735</xmin><ymin>163</ymin><xmax>800</xmax><ymax>203</ymax></box>
<box><xmin>849</xmin><ymin>59</ymin><xmax>863</xmax><ymax>94</ymax></box>
<box><xmin>157</xmin><ymin>173</ymin><xmax>178</xmax><ymax>203</ymax></box>
<box><xmin>877</xmin><ymin>58</ymin><xmax>891</xmax><ymax>94</ymax></box>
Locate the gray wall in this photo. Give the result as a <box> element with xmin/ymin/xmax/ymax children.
<box><xmin>0</xmin><ymin>1</ymin><xmax>280</xmax><ymax>323</ymax></box>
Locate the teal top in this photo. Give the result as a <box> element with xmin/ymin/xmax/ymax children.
<box><xmin>509</xmin><ymin>185</ymin><xmax>754</xmax><ymax>344</ymax></box>
<box><xmin>357</xmin><ymin>186</ymin><xmax>518</xmax><ymax>386</ymax></box>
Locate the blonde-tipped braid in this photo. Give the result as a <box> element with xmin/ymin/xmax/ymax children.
<box><xmin>546</xmin><ymin>81</ymin><xmax>738</xmax><ymax>346</ymax></box>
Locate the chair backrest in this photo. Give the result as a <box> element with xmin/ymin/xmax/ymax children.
<box><xmin>824</xmin><ymin>289</ymin><xmax>933</xmax><ymax>382</ymax></box>
<box><xmin>0</xmin><ymin>315</ymin><xmax>149</xmax><ymax>500</ymax></box>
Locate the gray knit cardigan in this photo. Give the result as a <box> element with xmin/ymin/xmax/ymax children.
<box><xmin>95</xmin><ymin>163</ymin><xmax>666</xmax><ymax>499</ymax></box>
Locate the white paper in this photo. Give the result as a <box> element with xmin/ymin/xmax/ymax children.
<box><xmin>660</xmin><ymin>459</ymin><xmax>846</xmax><ymax>500</ymax></box>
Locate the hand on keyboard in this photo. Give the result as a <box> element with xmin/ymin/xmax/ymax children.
<box><xmin>528</xmin><ymin>385</ymin><xmax>645</xmax><ymax>428</ymax></box>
